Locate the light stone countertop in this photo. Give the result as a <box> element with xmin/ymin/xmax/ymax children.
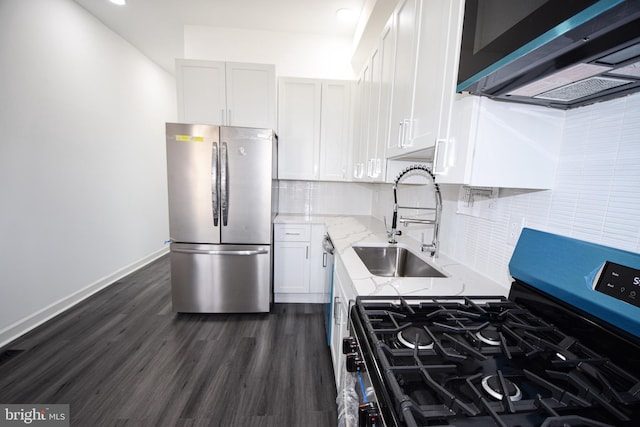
<box><xmin>274</xmin><ymin>214</ymin><xmax>510</xmax><ymax>298</ymax></box>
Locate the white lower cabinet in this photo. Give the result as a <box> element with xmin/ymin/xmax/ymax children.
<box><xmin>330</xmin><ymin>256</ymin><xmax>350</xmax><ymax>390</ymax></box>
<box><xmin>329</xmin><ymin>254</ymin><xmax>357</xmax><ymax>390</ymax></box>
<box><xmin>273</xmin><ymin>223</ymin><xmax>329</xmax><ymax>303</ymax></box>
<box><xmin>330</xmin><ymin>265</ymin><xmax>348</xmax><ymax>390</ymax></box>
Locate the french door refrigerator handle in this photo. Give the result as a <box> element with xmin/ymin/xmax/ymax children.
<box><xmin>212</xmin><ymin>142</ymin><xmax>220</xmax><ymax>226</ymax></box>
<box><xmin>172</xmin><ymin>248</ymin><xmax>269</xmax><ymax>256</ymax></box>
<box><xmin>220</xmin><ymin>141</ymin><xmax>229</xmax><ymax>226</ymax></box>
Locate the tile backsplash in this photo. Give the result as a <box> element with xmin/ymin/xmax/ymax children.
<box><xmin>400</xmin><ymin>93</ymin><xmax>640</xmax><ymax>287</ymax></box>
<box><xmin>278</xmin><ymin>180</ymin><xmax>374</xmax><ymax>215</ymax></box>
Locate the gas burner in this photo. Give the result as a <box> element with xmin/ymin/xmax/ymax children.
<box><xmin>481</xmin><ymin>375</ymin><xmax>522</xmax><ymax>401</ymax></box>
<box><xmin>397</xmin><ymin>327</ymin><xmax>434</xmax><ymax>350</ymax></box>
<box><xmin>475</xmin><ymin>325</ymin><xmax>501</xmax><ymax>346</ymax></box>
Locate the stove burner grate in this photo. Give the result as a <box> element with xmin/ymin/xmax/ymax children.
<box><xmin>353</xmin><ymin>295</ymin><xmax>640</xmax><ymax>426</ymax></box>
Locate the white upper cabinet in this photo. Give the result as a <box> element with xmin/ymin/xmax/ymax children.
<box><xmin>352</xmin><ymin>62</ymin><xmax>370</xmax><ymax>181</ymax></box>
<box><xmin>176</xmin><ymin>59</ymin><xmax>276</xmax><ymax>130</ymax></box>
<box><xmin>386</xmin><ymin>0</ymin><xmax>420</xmax><ymax>157</ymax></box>
<box><xmin>320</xmin><ymin>81</ymin><xmax>352</xmax><ymax>181</ymax></box>
<box><xmin>410</xmin><ymin>0</ymin><xmax>461</xmax><ymax>155</ymax></box>
<box><xmin>352</xmin><ymin>15</ymin><xmax>395</xmax><ymax>183</ymax></box>
<box><xmin>277</xmin><ymin>78</ymin><xmax>321</xmax><ymax>180</ymax></box>
<box><xmin>385</xmin><ymin>0</ymin><xmax>463</xmax><ymax>159</ymax></box>
<box><xmin>278</xmin><ymin>77</ymin><xmax>352</xmax><ymax>181</ymax></box>
<box><xmin>352</xmin><ymin>0</ymin><xmax>564</xmax><ymax>189</ymax></box>
<box><xmin>372</xmin><ymin>19</ymin><xmax>396</xmax><ymax>182</ymax></box>
<box><xmin>176</xmin><ymin>60</ymin><xmax>226</xmax><ymax>125</ymax></box>
<box><xmin>434</xmin><ymin>95</ymin><xmax>564</xmax><ymax>189</ymax></box>
<box><xmin>225</xmin><ymin>62</ymin><xmax>276</xmax><ymax>129</ymax></box>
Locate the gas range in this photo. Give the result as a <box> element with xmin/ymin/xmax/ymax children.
<box><xmin>344</xmin><ymin>230</ymin><xmax>640</xmax><ymax>426</ymax></box>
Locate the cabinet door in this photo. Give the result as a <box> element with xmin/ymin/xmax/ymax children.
<box><xmin>434</xmin><ymin>95</ymin><xmax>478</xmax><ymax>184</ymax></box>
<box><xmin>435</xmin><ymin>96</ymin><xmax>563</xmax><ymax>189</ymax></box>
<box><xmin>410</xmin><ymin>0</ymin><xmax>451</xmax><ymax>152</ymax></box>
<box><xmin>176</xmin><ymin>59</ymin><xmax>226</xmax><ymax>125</ymax></box>
<box><xmin>370</xmin><ymin>18</ymin><xmax>395</xmax><ymax>182</ymax></box>
<box><xmin>273</xmin><ymin>241</ymin><xmax>310</xmax><ymax>293</ymax></box>
<box><xmin>319</xmin><ymin>81</ymin><xmax>352</xmax><ymax>181</ymax></box>
<box><xmin>352</xmin><ymin>65</ymin><xmax>370</xmax><ymax>181</ymax></box>
<box><xmin>330</xmin><ymin>269</ymin><xmax>346</xmax><ymax>389</ymax></box>
<box><xmin>225</xmin><ymin>62</ymin><xmax>276</xmax><ymax>129</ymax></box>
<box><xmin>309</xmin><ymin>225</ymin><xmax>328</xmax><ymax>294</ymax></box>
<box><xmin>277</xmin><ymin>78</ymin><xmax>321</xmax><ymax>180</ymax></box>
<box><xmin>366</xmin><ymin>47</ymin><xmax>382</xmax><ymax>181</ymax></box>
<box><xmin>387</xmin><ymin>0</ymin><xmax>420</xmax><ymax>156</ymax></box>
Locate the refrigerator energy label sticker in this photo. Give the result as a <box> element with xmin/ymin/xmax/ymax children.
<box><xmin>175</xmin><ymin>135</ymin><xmax>205</xmax><ymax>142</ymax></box>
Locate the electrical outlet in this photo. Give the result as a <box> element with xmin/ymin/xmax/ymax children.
<box><xmin>507</xmin><ymin>215</ymin><xmax>525</xmax><ymax>246</ymax></box>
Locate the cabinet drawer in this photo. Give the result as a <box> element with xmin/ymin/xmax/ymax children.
<box><xmin>274</xmin><ymin>224</ymin><xmax>311</xmax><ymax>241</ymax></box>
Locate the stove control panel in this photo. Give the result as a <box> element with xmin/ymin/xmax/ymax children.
<box><xmin>594</xmin><ymin>261</ymin><xmax>640</xmax><ymax>308</ymax></box>
<box><xmin>343</xmin><ymin>337</ymin><xmax>365</xmax><ymax>372</ymax></box>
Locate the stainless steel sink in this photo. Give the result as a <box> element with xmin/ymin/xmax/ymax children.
<box><xmin>352</xmin><ymin>244</ymin><xmax>446</xmax><ymax>278</ymax></box>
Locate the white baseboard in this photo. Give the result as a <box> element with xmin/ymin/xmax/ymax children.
<box><xmin>0</xmin><ymin>246</ymin><xmax>170</xmax><ymax>349</ymax></box>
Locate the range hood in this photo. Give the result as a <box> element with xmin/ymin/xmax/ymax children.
<box><xmin>457</xmin><ymin>0</ymin><xmax>640</xmax><ymax>109</ymax></box>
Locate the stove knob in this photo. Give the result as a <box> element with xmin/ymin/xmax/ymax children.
<box><xmin>342</xmin><ymin>337</ymin><xmax>358</xmax><ymax>354</ymax></box>
<box><xmin>358</xmin><ymin>402</ymin><xmax>380</xmax><ymax>427</ymax></box>
<box><xmin>346</xmin><ymin>352</ymin><xmax>364</xmax><ymax>372</ymax></box>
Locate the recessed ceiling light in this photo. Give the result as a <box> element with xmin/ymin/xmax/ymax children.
<box><xmin>110</xmin><ymin>0</ymin><xmax>126</xmax><ymax>5</ymax></box>
<box><xmin>336</xmin><ymin>8</ymin><xmax>357</xmax><ymax>23</ymax></box>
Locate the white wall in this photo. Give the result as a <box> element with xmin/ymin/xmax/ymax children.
<box><xmin>372</xmin><ymin>93</ymin><xmax>640</xmax><ymax>287</ymax></box>
<box><xmin>184</xmin><ymin>25</ymin><xmax>355</xmax><ymax>80</ymax></box>
<box><xmin>0</xmin><ymin>0</ymin><xmax>176</xmax><ymax>346</ymax></box>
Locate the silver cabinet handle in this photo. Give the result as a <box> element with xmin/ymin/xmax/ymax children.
<box><xmin>333</xmin><ymin>296</ymin><xmax>340</xmax><ymax>321</ymax></box>
<box><xmin>220</xmin><ymin>142</ymin><xmax>229</xmax><ymax>226</ymax></box>
<box><xmin>172</xmin><ymin>248</ymin><xmax>268</xmax><ymax>256</ymax></box>
<box><xmin>323</xmin><ymin>252</ymin><xmax>327</xmax><ymax>267</ymax></box>
<box><xmin>433</xmin><ymin>138</ymin><xmax>448</xmax><ymax>175</ymax></box>
<box><xmin>401</xmin><ymin>118</ymin><xmax>411</xmax><ymax>147</ymax></box>
<box><xmin>212</xmin><ymin>142</ymin><xmax>219</xmax><ymax>226</ymax></box>
<box><xmin>397</xmin><ymin>121</ymin><xmax>404</xmax><ymax>148</ymax></box>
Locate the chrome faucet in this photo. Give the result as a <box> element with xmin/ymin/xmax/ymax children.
<box><xmin>387</xmin><ymin>165</ymin><xmax>442</xmax><ymax>257</ymax></box>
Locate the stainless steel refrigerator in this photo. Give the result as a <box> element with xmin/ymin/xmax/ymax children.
<box><xmin>165</xmin><ymin>123</ymin><xmax>278</xmax><ymax>313</ymax></box>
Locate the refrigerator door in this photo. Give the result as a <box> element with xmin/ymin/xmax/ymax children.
<box><xmin>166</xmin><ymin>123</ymin><xmax>220</xmax><ymax>244</ymax></box>
<box><xmin>220</xmin><ymin>126</ymin><xmax>274</xmax><ymax>244</ymax></box>
<box><xmin>170</xmin><ymin>242</ymin><xmax>271</xmax><ymax>313</ymax></box>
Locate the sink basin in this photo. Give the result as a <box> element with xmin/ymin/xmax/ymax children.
<box><xmin>352</xmin><ymin>244</ymin><xmax>446</xmax><ymax>278</ymax></box>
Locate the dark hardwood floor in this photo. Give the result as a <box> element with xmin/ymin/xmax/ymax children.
<box><xmin>0</xmin><ymin>255</ymin><xmax>338</xmax><ymax>426</ymax></box>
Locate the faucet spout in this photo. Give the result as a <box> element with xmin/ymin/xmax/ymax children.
<box><xmin>384</xmin><ymin>216</ymin><xmax>401</xmax><ymax>243</ymax></box>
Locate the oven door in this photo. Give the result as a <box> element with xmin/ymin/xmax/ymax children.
<box><xmin>344</xmin><ymin>307</ymin><xmax>397</xmax><ymax>427</ymax></box>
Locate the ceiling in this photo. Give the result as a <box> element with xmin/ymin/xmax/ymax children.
<box><xmin>73</xmin><ymin>0</ymin><xmax>367</xmax><ymax>74</ymax></box>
